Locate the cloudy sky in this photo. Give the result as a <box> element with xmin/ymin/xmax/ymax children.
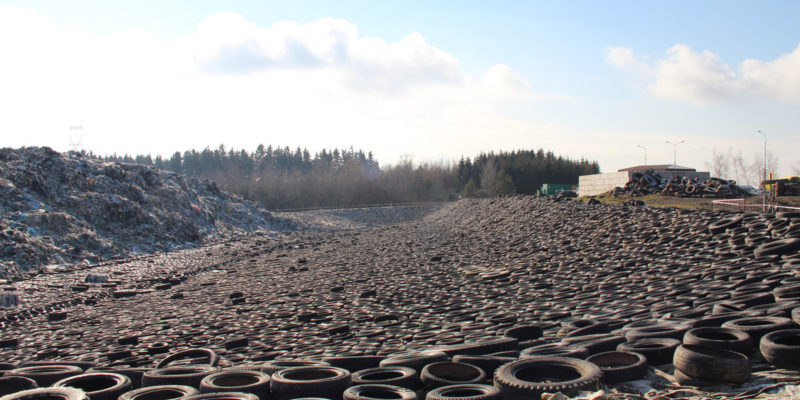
<box><xmin>1</xmin><ymin>1</ymin><xmax>798</xmax><ymax>174</ymax></box>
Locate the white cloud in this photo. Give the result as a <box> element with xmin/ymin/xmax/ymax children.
<box><xmin>0</xmin><ymin>6</ymin><xmax>562</xmax><ymax>164</ymax></box>
<box><xmin>607</xmin><ymin>43</ymin><xmax>800</xmax><ymax>104</ymax></box>
<box><xmin>180</xmin><ymin>13</ymin><xmax>462</xmax><ymax>93</ymax></box>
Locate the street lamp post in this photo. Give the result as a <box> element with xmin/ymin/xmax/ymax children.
<box><xmin>637</xmin><ymin>145</ymin><xmax>647</xmax><ymax>166</ymax></box>
<box><xmin>755</xmin><ymin>130</ymin><xmax>766</xmax><ymax>184</ymax></box>
<box><xmin>665</xmin><ymin>140</ymin><xmax>685</xmax><ymax>169</ymax></box>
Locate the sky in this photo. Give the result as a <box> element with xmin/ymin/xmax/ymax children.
<box><xmin>0</xmin><ymin>0</ymin><xmax>798</xmax><ymax>175</ymax></box>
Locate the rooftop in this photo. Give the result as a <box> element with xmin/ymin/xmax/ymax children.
<box><xmin>618</xmin><ymin>164</ymin><xmax>696</xmax><ymax>172</ymax></box>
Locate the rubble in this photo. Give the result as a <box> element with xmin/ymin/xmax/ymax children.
<box><xmin>0</xmin><ymin>146</ymin><xmax>279</xmax><ymax>278</ymax></box>
<box><xmin>611</xmin><ymin>170</ymin><xmax>752</xmax><ymax>198</ymax></box>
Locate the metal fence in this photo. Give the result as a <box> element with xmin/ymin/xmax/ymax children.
<box><xmin>711</xmin><ymin>197</ymin><xmax>800</xmax><ymax>213</ymax></box>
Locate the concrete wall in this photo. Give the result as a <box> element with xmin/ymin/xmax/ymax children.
<box><xmin>578</xmin><ymin>172</ymin><xmax>630</xmax><ymax>197</ymax></box>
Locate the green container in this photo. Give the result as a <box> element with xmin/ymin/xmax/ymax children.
<box><xmin>541</xmin><ymin>183</ymin><xmax>576</xmax><ymax>195</ymax></box>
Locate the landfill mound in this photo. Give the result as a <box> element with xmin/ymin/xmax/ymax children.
<box><xmin>0</xmin><ymin>147</ymin><xmax>278</xmax><ymax>278</ymax></box>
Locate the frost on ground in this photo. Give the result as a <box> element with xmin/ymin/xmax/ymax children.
<box><xmin>0</xmin><ymin>147</ymin><xmax>283</xmax><ymax>279</ymax></box>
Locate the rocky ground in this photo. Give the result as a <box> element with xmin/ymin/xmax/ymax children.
<box><xmin>0</xmin><ymin>195</ymin><xmax>799</xmax><ymax>399</ymax></box>
<box><xmin>0</xmin><ymin>147</ymin><xmax>283</xmax><ymax>279</ymax></box>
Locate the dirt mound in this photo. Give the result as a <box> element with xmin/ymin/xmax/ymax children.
<box><xmin>0</xmin><ymin>146</ymin><xmax>278</xmax><ymax>278</ymax></box>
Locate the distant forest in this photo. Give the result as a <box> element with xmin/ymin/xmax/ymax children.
<box><xmin>98</xmin><ymin>145</ymin><xmax>599</xmax><ymax>209</ymax></box>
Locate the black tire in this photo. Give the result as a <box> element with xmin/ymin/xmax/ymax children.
<box><xmin>616</xmin><ymin>338</ymin><xmax>680</xmax><ymax>365</ymax></box>
<box><xmin>721</xmin><ymin>316</ymin><xmax>797</xmax><ymax>344</ymax></box>
<box><xmin>85</xmin><ymin>367</ymin><xmax>149</xmax><ymax>389</ymax></box>
<box><xmin>270</xmin><ymin>366</ymin><xmax>351</xmax><ymax>400</ymax></box>
<box><xmin>520</xmin><ymin>344</ymin><xmax>589</xmax><ymax>359</ymax></box>
<box><xmin>586</xmin><ymin>351</ymin><xmax>647</xmax><ymax>384</ymax></box>
<box><xmin>351</xmin><ymin>367</ymin><xmax>420</xmax><ymax>390</ymax></box>
<box><xmin>672</xmin><ymin>368</ymin><xmax>715</xmax><ymax>388</ymax></box>
<box><xmin>118</xmin><ymin>384</ymin><xmax>199</xmax><ymax>400</ymax></box>
<box><xmin>759</xmin><ymin>329</ymin><xmax>800</xmax><ymax>369</ymax></box>
<box><xmin>754</xmin><ymin>238</ymin><xmax>800</xmax><ymax>258</ymax></box>
<box><xmin>141</xmin><ymin>366</ymin><xmax>219</xmax><ymax>388</ymax></box>
<box><xmin>199</xmin><ymin>370</ymin><xmax>270</xmax><ymax>400</ymax></box>
<box><xmin>624</xmin><ymin>324</ymin><xmax>690</xmax><ymax>342</ymax></box>
<box><xmin>420</xmin><ymin>362</ymin><xmax>486</xmax><ymax>389</ymax></box>
<box><xmin>0</xmin><ymin>387</ymin><xmax>88</xmax><ymax>400</ymax></box>
<box><xmin>425</xmin><ymin>384</ymin><xmax>501</xmax><ymax>400</ymax></box>
<box><xmin>322</xmin><ymin>356</ymin><xmax>383</xmax><ymax>373</ymax></box>
<box><xmin>561</xmin><ymin>334</ymin><xmax>626</xmax><ymax>355</ymax></box>
<box><xmin>380</xmin><ymin>351</ymin><xmax>449</xmax><ymax>374</ymax></box>
<box><xmin>344</xmin><ymin>384</ymin><xmax>418</xmax><ymax>400</ymax></box>
<box><xmin>437</xmin><ymin>338</ymin><xmax>518</xmax><ymax>357</ymax></box>
<box><xmin>563</xmin><ymin>320</ymin><xmax>610</xmax><ymax>337</ymax></box>
<box><xmin>502</xmin><ymin>325</ymin><xmax>543</xmax><ymax>341</ymax></box>
<box><xmin>451</xmin><ymin>356</ymin><xmax>515</xmax><ymax>379</ymax></box>
<box><xmin>492</xmin><ymin>357</ymin><xmax>602</xmax><ymax>400</ymax></box>
<box><xmin>156</xmin><ymin>348</ymin><xmax>219</xmax><ymax>369</ymax></box>
<box><xmin>53</xmin><ymin>373</ymin><xmax>132</xmax><ymax>400</ymax></box>
<box><xmin>672</xmin><ymin>345</ymin><xmax>750</xmax><ymax>384</ymax></box>
<box><xmin>7</xmin><ymin>365</ymin><xmax>84</xmax><ymax>387</ymax></box>
<box><xmin>682</xmin><ymin>327</ymin><xmax>753</xmax><ymax>354</ymax></box>
<box><xmin>263</xmin><ymin>360</ymin><xmax>330</xmax><ymax>376</ymax></box>
<box><xmin>180</xmin><ymin>393</ymin><xmax>259</xmax><ymax>400</ymax></box>
<box><xmin>0</xmin><ymin>376</ymin><xmax>37</xmax><ymax>396</ymax></box>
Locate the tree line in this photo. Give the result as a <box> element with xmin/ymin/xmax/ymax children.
<box><xmin>99</xmin><ymin>145</ymin><xmax>599</xmax><ymax>209</ymax></box>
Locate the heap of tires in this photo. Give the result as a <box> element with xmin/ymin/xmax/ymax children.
<box><xmin>0</xmin><ymin>197</ymin><xmax>799</xmax><ymax>399</ymax></box>
<box><xmin>613</xmin><ymin>171</ymin><xmax>751</xmax><ymax>198</ymax></box>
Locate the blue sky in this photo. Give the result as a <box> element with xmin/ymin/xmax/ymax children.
<box><xmin>1</xmin><ymin>1</ymin><xmax>798</xmax><ymax>182</ymax></box>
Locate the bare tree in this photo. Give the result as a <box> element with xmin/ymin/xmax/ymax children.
<box><xmin>748</xmin><ymin>150</ymin><xmax>780</xmax><ymax>185</ymax></box>
<box><xmin>730</xmin><ymin>149</ymin><xmax>747</xmax><ymax>185</ymax></box>
<box><xmin>480</xmin><ymin>159</ymin><xmax>499</xmax><ymax>196</ymax></box>
<box><xmin>706</xmin><ymin>149</ymin><xmax>731</xmax><ymax>179</ymax></box>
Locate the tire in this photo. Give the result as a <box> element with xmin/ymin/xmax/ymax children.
<box><xmin>270</xmin><ymin>366</ymin><xmax>351</xmax><ymax>400</ymax></box>
<box><xmin>616</xmin><ymin>338</ymin><xmax>680</xmax><ymax>365</ymax></box>
<box><xmin>672</xmin><ymin>345</ymin><xmax>750</xmax><ymax>384</ymax></box>
<box><xmin>53</xmin><ymin>373</ymin><xmax>132</xmax><ymax>400</ymax></box>
<box><xmin>0</xmin><ymin>387</ymin><xmax>88</xmax><ymax>400</ymax></box>
<box><xmin>199</xmin><ymin>370</ymin><xmax>270</xmax><ymax>400</ymax></box>
<box><xmin>156</xmin><ymin>348</ymin><xmax>219</xmax><ymax>369</ymax></box>
<box><xmin>451</xmin><ymin>356</ymin><xmax>516</xmax><ymax>379</ymax></box>
<box><xmin>85</xmin><ymin>367</ymin><xmax>148</xmax><ymax>389</ymax></box>
<box><xmin>502</xmin><ymin>325</ymin><xmax>543</xmax><ymax>341</ymax></box>
<box><xmin>351</xmin><ymin>367</ymin><xmax>419</xmax><ymax>390</ymax></box>
<box><xmin>754</xmin><ymin>238</ymin><xmax>800</xmax><ymax>258</ymax></box>
<box><xmin>263</xmin><ymin>360</ymin><xmax>330</xmax><ymax>376</ymax></box>
<box><xmin>624</xmin><ymin>324</ymin><xmax>690</xmax><ymax>342</ymax></box>
<box><xmin>586</xmin><ymin>351</ymin><xmax>647</xmax><ymax>384</ymax></box>
<box><xmin>118</xmin><ymin>384</ymin><xmax>199</xmax><ymax>400</ymax></box>
<box><xmin>520</xmin><ymin>344</ymin><xmax>589</xmax><ymax>359</ymax></box>
<box><xmin>7</xmin><ymin>365</ymin><xmax>84</xmax><ymax>387</ymax></box>
<box><xmin>721</xmin><ymin>316</ymin><xmax>797</xmax><ymax>344</ymax></box>
<box><xmin>561</xmin><ymin>334</ymin><xmax>626</xmax><ymax>355</ymax></box>
<box><xmin>343</xmin><ymin>384</ymin><xmax>418</xmax><ymax>400</ymax></box>
<box><xmin>180</xmin><ymin>393</ymin><xmax>259</xmax><ymax>400</ymax></box>
<box><xmin>563</xmin><ymin>320</ymin><xmax>610</xmax><ymax>337</ymax></box>
<box><xmin>672</xmin><ymin>369</ymin><xmax>715</xmax><ymax>387</ymax></box>
<box><xmin>0</xmin><ymin>376</ymin><xmax>37</xmax><ymax>396</ymax></box>
<box><xmin>380</xmin><ymin>351</ymin><xmax>449</xmax><ymax>374</ymax></box>
<box><xmin>492</xmin><ymin>357</ymin><xmax>602</xmax><ymax>400</ymax></box>
<box><xmin>437</xmin><ymin>338</ymin><xmax>519</xmax><ymax>357</ymax></box>
<box><xmin>322</xmin><ymin>356</ymin><xmax>383</xmax><ymax>373</ymax></box>
<box><xmin>420</xmin><ymin>362</ymin><xmax>486</xmax><ymax>389</ymax></box>
<box><xmin>682</xmin><ymin>327</ymin><xmax>753</xmax><ymax>354</ymax></box>
<box><xmin>142</xmin><ymin>366</ymin><xmax>219</xmax><ymax>388</ymax></box>
<box><xmin>426</xmin><ymin>384</ymin><xmax>501</xmax><ymax>400</ymax></box>
<box><xmin>759</xmin><ymin>329</ymin><xmax>800</xmax><ymax>369</ymax></box>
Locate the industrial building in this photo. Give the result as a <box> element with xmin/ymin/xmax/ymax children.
<box><xmin>578</xmin><ymin>164</ymin><xmax>710</xmax><ymax>197</ymax></box>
